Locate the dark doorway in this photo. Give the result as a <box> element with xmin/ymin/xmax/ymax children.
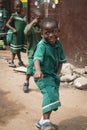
<box><xmin>4</xmin><ymin>0</ymin><xmax>11</xmax><ymax>18</ymax></box>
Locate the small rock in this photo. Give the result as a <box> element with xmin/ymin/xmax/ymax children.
<box><xmin>73</xmin><ymin>68</ymin><xmax>85</xmax><ymax>75</ymax></box>
<box><xmin>74</xmin><ymin>77</ymin><xmax>87</xmax><ymax>90</ymax></box>
<box><xmin>61</xmin><ymin>63</ymin><xmax>75</xmax><ymax>75</ymax></box>
<box><xmin>60</xmin><ymin>74</ymin><xmax>77</xmax><ymax>82</ymax></box>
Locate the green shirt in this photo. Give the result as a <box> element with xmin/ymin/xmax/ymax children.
<box><xmin>24</xmin><ymin>24</ymin><xmax>42</xmax><ymax>57</ymax></box>
<box><xmin>10</xmin><ymin>13</ymin><xmax>26</xmax><ymax>53</ymax></box>
<box><xmin>33</xmin><ymin>38</ymin><xmax>66</xmax><ymax>76</ymax></box>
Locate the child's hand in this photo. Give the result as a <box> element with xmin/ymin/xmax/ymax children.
<box><xmin>34</xmin><ymin>70</ymin><xmax>43</xmax><ymax>79</ymax></box>
<box><xmin>13</xmin><ymin>29</ymin><xmax>17</xmax><ymax>34</ymax></box>
<box><xmin>32</xmin><ymin>17</ymin><xmax>39</xmax><ymax>25</ymax></box>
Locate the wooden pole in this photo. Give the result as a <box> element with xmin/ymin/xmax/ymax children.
<box><xmin>27</xmin><ymin>0</ymin><xmax>30</xmax><ymax>22</ymax></box>
<box><xmin>44</xmin><ymin>1</ymin><xmax>49</xmax><ymax>17</ymax></box>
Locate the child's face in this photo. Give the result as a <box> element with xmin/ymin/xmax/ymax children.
<box><xmin>14</xmin><ymin>2</ymin><xmax>22</xmax><ymax>14</ymax></box>
<box><xmin>42</xmin><ymin>23</ymin><xmax>58</xmax><ymax>45</ymax></box>
<box><xmin>31</xmin><ymin>12</ymin><xmax>44</xmax><ymax>24</ymax></box>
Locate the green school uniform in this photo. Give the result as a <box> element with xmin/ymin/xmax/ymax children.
<box><xmin>10</xmin><ymin>13</ymin><xmax>26</xmax><ymax>54</ymax></box>
<box><xmin>33</xmin><ymin>38</ymin><xmax>66</xmax><ymax>114</ymax></box>
<box><xmin>24</xmin><ymin>24</ymin><xmax>41</xmax><ymax>75</ymax></box>
<box><xmin>0</xmin><ymin>8</ymin><xmax>8</xmax><ymax>38</ymax></box>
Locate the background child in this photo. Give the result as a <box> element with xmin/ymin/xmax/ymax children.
<box><xmin>33</xmin><ymin>17</ymin><xmax>66</xmax><ymax>129</ymax></box>
<box><xmin>6</xmin><ymin>0</ymin><xmax>27</xmax><ymax>67</ymax></box>
<box><xmin>0</xmin><ymin>0</ymin><xmax>8</xmax><ymax>49</ymax></box>
<box><xmin>23</xmin><ymin>8</ymin><xmax>44</xmax><ymax>93</ymax></box>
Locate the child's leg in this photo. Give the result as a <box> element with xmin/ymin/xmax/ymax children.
<box><xmin>17</xmin><ymin>52</ymin><xmax>25</xmax><ymax>66</ymax></box>
<box><xmin>39</xmin><ymin>111</ymin><xmax>51</xmax><ymax>125</ymax></box>
<box><xmin>36</xmin><ymin>111</ymin><xmax>55</xmax><ymax>129</ymax></box>
<box><xmin>26</xmin><ymin>74</ymin><xmax>31</xmax><ymax>83</ymax></box>
<box><xmin>12</xmin><ymin>53</ymin><xmax>16</xmax><ymax>61</ymax></box>
<box><xmin>23</xmin><ymin>58</ymin><xmax>33</xmax><ymax>93</ymax></box>
<box><xmin>8</xmin><ymin>53</ymin><xmax>16</xmax><ymax>67</ymax></box>
<box><xmin>43</xmin><ymin>111</ymin><xmax>52</xmax><ymax>120</ymax></box>
<box><xmin>35</xmin><ymin>77</ymin><xmax>60</xmax><ymax>129</ymax></box>
<box><xmin>37</xmin><ymin>111</ymin><xmax>58</xmax><ymax>129</ymax></box>
<box><xmin>23</xmin><ymin>74</ymin><xmax>30</xmax><ymax>93</ymax></box>
<box><xmin>17</xmin><ymin>52</ymin><xmax>21</xmax><ymax>61</ymax></box>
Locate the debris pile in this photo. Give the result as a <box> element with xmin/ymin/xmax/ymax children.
<box><xmin>60</xmin><ymin>63</ymin><xmax>87</xmax><ymax>90</ymax></box>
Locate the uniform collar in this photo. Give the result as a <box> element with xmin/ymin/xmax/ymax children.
<box><xmin>42</xmin><ymin>38</ymin><xmax>60</xmax><ymax>48</ymax></box>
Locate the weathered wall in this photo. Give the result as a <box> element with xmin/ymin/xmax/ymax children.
<box><xmin>58</xmin><ymin>0</ymin><xmax>87</xmax><ymax>67</ymax></box>
<box><xmin>5</xmin><ymin>0</ymin><xmax>87</xmax><ymax>67</ymax></box>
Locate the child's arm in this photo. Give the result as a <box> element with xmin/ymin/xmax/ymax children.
<box><xmin>34</xmin><ymin>60</ymin><xmax>43</xmax><ymax>79</ymax></box>
<box><xmin>6</xmin><ymin>16</ymin><xmax>17</xmax><ymax>33</ymax></box>
<box><xmin>27</xmin><ymin>17</ymin><xmax>39</xmax><ymax>32</ymax></box>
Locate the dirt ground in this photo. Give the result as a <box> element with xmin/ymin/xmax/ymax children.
<box><xmin>0</xmin><ymin>49</ymin><xmax>87</xmax><ymax>130</ymax></box>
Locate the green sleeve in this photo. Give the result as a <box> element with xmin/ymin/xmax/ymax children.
<box><xmin>24</xmin><ymin>24</ymin><xmax>31</xmax><ymax>36</ymax></box>
<box><xmin>33</xmin><ymin>40</ymin><xmax>45</xmax><ymax>62</ymax></box>
<box><xmin>24</xmin><ymin>24</ymin><xmax>29</xmax><ymax>35</ymax></box>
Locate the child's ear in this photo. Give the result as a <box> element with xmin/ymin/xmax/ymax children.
<box><xmin>41</xmin><ymin>34</ymin><xmax>44</xmax><ymax>38</ymax></box>
<box><xmin>41</xmin><ymin>32</ymin><xmax>44</xmax><ymax>38</ymax></box>
<box><xmin>39</xmin><ymin>29</ymin><xmax>43</xmax><ymax>37</ymax></box>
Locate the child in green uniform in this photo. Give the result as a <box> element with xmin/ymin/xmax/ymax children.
<box><xmin>0</xmin><ymin>0</ymin><xmax>8</xmax><ymax>49</ymax></box>
<box><xmin>6</xmin><ymin>0</ymin><xmax>27</xmax><ymax>67</ymax></box>
<box><xmin>33</xmin><ymin>17</ymin><xmax>66</xmax><ymax>130</ymax></box>
<box><xmin>23</xmin><ymin>8</ymin><xmax>44</xmax><ymax>92</ymax></box>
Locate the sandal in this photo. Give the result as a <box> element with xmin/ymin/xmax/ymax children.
<box><xmin>8</xmin><ymin>61</ymin><xmax>16</xmax><ymax>67</ymax></box>
<box><xmin>18</xmin><ymin>61</ymin><xmax>25</xmax><ymax>66</ymax></box>
<box><xmin>23</xmin><ymin>82</ymin><xmax>29</xmax><ymax>93</ymax></box>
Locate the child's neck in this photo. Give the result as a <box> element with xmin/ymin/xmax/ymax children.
<box><xmin>16</xmin><ymin>12</ymin><xmax>22</xmax><ymax>15</ymax></box>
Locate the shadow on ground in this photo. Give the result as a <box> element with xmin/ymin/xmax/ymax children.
<box><xmin>0</xmin><ymin>89</ymin><xmax>24</xmax><ymax>126</ymax></box>
<box><xmin>58</xmin><ymin>116</ymin><xmax>87</xmax><ymax>130</ymax></box>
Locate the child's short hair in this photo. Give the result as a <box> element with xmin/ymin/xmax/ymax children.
<box><xmin>14</xmin><ymin>0</ymin><xmax>23</xmax><ymax>7</ymax></box>
<box><xmin>31</xmin><ymin>8</ymin><xmax>44</xmax><ymax>16</ymax></box>
<box><xmin>40</xmin><ymin>17</ymin><xmax>58</xmax><ymax>29</ymax></box>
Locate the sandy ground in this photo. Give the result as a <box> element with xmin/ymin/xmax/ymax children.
<box><xmin>0</xmin><ymin>49</ymin><xmax>87</xmax><ymax>130</ymax></box>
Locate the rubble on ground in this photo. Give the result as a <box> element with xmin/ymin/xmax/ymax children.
<box><xmin>60</xmin><ymin>63</ymin><xmax>87</xmax><ymax>90</ymax></box>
